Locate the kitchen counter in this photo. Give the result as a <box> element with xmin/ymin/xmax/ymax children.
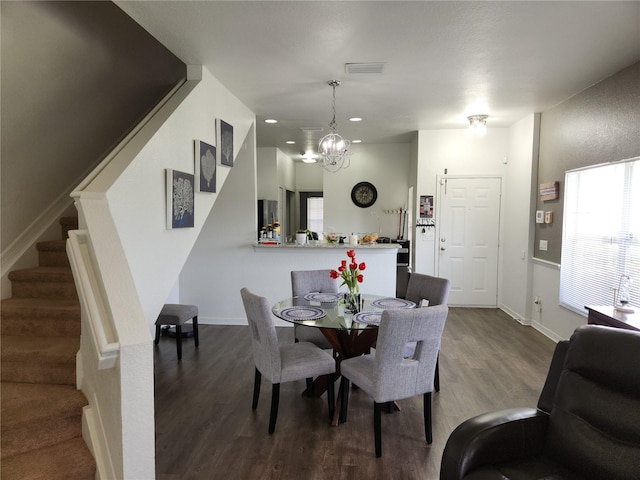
<box><xmin>254</xmin><ymin>242</ymin><xmax>400</xmax><ymax>249</ymax></box>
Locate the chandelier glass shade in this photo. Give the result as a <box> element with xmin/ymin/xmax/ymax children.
<box><xmin>318</xmin><ymin>80</ymin><xmax>350</xmax><ymax>172</ymax></box>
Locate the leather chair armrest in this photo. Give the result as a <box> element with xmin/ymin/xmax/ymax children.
<box><xmin>440</xmin><ymin>408</ymin><xmax>549</xmax><ymax>480</ymax></box>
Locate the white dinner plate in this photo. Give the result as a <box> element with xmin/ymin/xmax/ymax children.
<box><xmin>278</xmin><ymin>306</ymin><xmax>326</xmax><ymax>321</ymax></box>
<box><xmin>303</xmin><ymin>292</ymin><xmax>342</xmax><ymax>303</ymax></box>
<box><xmin>371</xmin><ymin>298</ymin><xmax>416</xmax><ymax>309</ymax></box>
<box><xmin>353</xmin><ymin>312</ymin><xmax>382</xmax><ymax>326</ymax></box>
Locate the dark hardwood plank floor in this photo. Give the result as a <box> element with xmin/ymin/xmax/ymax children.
<box><xmin>154</xmin><ymin>308</ymin><xmax>556</xmax><ymax>479</ymax></box>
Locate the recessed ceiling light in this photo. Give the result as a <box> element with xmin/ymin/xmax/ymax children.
<box><xmin>264</xmin><ymin>119</ymin><xmax>278</xmax><ymax>124</ymax></box>
<box><xmin>285</xmin><ymin>140</ymin><xmax>295</xmax><ymax>144</ymax></box>
<box><xmin>352</xmin><ymin>140</ymin><xmax>362</xmax><ymax>144</ymax></box>
<box><xmin>349</xmin><ymin>117</ymin><xmax>362</xmax><ymax>122</ymax></box>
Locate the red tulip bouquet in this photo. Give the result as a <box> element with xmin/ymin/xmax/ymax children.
<box><xmin>330</xmin><ymin>249</ymin><xmax>366</xmax><ymax>313</ymax></box>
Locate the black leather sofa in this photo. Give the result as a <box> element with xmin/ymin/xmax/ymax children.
<box><xmin>440</xmin><ymin>324</ymin><xmax>640</xmax><ymax>480</ymax></box>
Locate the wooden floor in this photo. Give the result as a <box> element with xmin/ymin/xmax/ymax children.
<box><xmin>154</xmin><ymin>308</ymin><xmax>556</xmax><ymax>480</ymax></box>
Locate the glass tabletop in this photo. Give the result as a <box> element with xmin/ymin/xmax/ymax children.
<box><xmin>271</xmin><ymin>294</ymin><xmax>415</xmax><ymax>330</ymax></box>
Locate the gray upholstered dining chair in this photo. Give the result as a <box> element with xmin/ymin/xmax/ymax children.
<box><xmin>240</xmin><ymin>288</ymin><xmax>336</xmax><ymax>434</ymax></box>
<box><xmin>291</xmin><ymin>269</ymin><xmax>338</xmax><ymax>350</ymax></box>
<box><xmin>404</xmin><ymin>273</ymin><xmax>451</xmax><ymax>391</ymax></box>
<box><xmin>339</xmin><ymin>304</ymin><xmax>448</xmax><ymax>457</ymax></box>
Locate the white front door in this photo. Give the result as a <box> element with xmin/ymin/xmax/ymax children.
<box><xmin>437</xmin><ymin>177</ymin><xmax>501</xmax><ymax>306</ymax></box>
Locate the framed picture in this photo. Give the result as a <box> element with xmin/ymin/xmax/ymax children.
<box><xmin>539</xmin><ymin>181</ymin><xmax>559</xmax><ymax>201</ymax></box>
<box><xmin>195</xmin><ymin>140</ymin><xmax>216</xmax><ymax>192</ymax></box>
<box><xmin>419</xmin><ymin>195</ymin><xmax>434</xmax><ymax>218</ymax></box>
<box><xmin>216</xmin><ymin>118</ymin><xmax>234</xmax><ymax>166</ymax></box>
<box><xmin>166</xmin><ymin>169</ymin><xmax>194</xmax><ymax>229</ymax></box>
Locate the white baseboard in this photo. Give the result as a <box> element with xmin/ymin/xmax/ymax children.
<box><xmin>82</xmin><ymin>397</ymin><xmax>116</xmax><ymax>480</ymax></box>
<box><xmin>499</xmin><ymin>304</ymin><xmax>530</xmax><ymax>325</ymax></box>
<box><xmin>198</xmin><ymin>316</ymin><xmax>293</xmax><ymax>328</ymax></box>
<box><xmin>530</xmin><ymin>320</ymin><xmax>564</xmax><ymax>343</ymax></box>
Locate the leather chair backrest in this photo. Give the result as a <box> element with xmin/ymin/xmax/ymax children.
<box><xmin>545</xmin><ymin>325</ymin><xmax>640</xmax><ymax>478</ymax></box>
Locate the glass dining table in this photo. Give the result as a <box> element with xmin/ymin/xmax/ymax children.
<box><xmin>272</xmin><ymin>293</ymin><xmax>416</xmax><ymax>425</ymax></box>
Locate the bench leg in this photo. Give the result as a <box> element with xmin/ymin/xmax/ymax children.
<box><xmin>176</xmin><ymin>325</ymin><xmax>182</xmax><ymax>360</ymax></box>
<box><xmin>193</xmin><ymin>316</ymin><xmax>199</xmax><ymax>347</ymax></box>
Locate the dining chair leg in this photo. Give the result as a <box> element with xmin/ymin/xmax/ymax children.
<box><xmin>176</xmin><ymin>325</ymin><xmax>182</xmax><ymax>360</ymax></box>
<box><xmin>434</xmin><ymin>353</ymin><xmax>440</xmax><ymax>392</ymax></box>
<box><xmin>252</xmin><ymin>368</ymin><xmax>261</xmax><ymax>410</ymax></box>
<box><xmin>268</xmin><ymin>383</ymin><xmax>280</xmax><ymax>434</ymax></box>
<box><xmin>326</xmin><ymin>374</ymin><xmax>335</xmax><ymax>421</ymax></box>
<box><xmin>306</xmin><ymin>377</ymin><xmax>314</xmax><ymax>396</ymax></box>
<box><xmin>340</xmin><ymin>377</ymin><xmax>350</xmax><ymax>423</ymax></box>
<box><xmin>193</xmin><ymin>316</ymin><xmax>199</xmax><ymax>348</ymax></box>
<box><xmin>423</xmin><ymin>392</ymin><xmax>432</xmax><ymax>444</ymax></box>
<box><xmin>374</xmin><ymin>402</ymin><xmax>383</xmax><ymax>457</ymax></box>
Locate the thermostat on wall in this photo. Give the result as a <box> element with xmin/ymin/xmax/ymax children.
<box><xmin>536</xmin><ymin>210</ymin><xmax>544</xmax><ymax>224</ymax></box>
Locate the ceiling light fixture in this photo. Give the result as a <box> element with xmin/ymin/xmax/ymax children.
<box><xmin>301</xmin><ymin>151</ymin><xmax>317</xmax><ymax>163</ymax></box>
<box><xmin>467</xmin><ymin>114</ymin><xmax>488</xmax><ymax>136</ymax></box>
<box><xmin>264</xmin><ymin>118</ymin><xmax>278</xmax><ymax>124</ymax></box>
<box><xmin>349</xmin><ymin>117</ymin><xmax>362</xmax><ymax>122</ymax></box>
<box><xmin>317</xmin><ymin>80</ymin><xmax>350</xmax><ymax>172</ymax></box>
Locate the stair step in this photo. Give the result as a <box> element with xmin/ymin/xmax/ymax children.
<box><xmin>60</xmin><ymin>216</ymin><xmax>79</xmax><ymax>240</ymax></box>
<box><xmin>1</xmin><ymin>382</ymin><xmax>87</xmax><ymax>458</ymax></box>
<box><xmin>37</xmin><ymin>240</ymin><xmax>70</xmax><ymax>267</ymax></box>
<box><xmin>1</xmin><ymin>298</ymin><xmax>80</xmax><ymax>337</ymax></box>
<box><xmin>1</xmin><ymin>436</ymin><xmax>95</xmax><ymax>480</ymax></box>
<box><xmin>8</xmin><ymin>267</ymin><xmax>77</xmax><ymax>299</ymax></box>
<box><xmin>1</xmin><ymin>336</ymin><xmax>78</xmax><ymax>385</ymax></box>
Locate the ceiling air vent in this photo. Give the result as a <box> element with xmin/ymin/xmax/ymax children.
<box><xmin>345</xmin><ymin>63</ymin><xmax>385</xmax><ymax>74</ymax></box>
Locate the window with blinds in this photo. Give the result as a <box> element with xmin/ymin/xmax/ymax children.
<box><xmin>307</xmin><ymin>196</ymin><xmax>324</xmax><ymax>235</ymax></box>
<box><xmin>560</xmin><ymin>156</ymin><xmax>640</xmax><ymax>315</ymax></box>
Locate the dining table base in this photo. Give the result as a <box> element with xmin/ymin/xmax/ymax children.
<box><xmin>301</xmin><ymin>327</ymin><xmax>380</xmax><ymax>426</ymax></box>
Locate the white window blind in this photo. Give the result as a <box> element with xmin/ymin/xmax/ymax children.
<box><xmin>307</xmin><ymin>197</ymin><xmax>324</xmax><ymax>234</ymax></box>
<box><xmin>560</xmin><ymin>156</ymin><xmax>640</xmax><ymax>315</ymax></box>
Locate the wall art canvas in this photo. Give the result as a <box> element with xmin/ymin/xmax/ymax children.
<box><xmin>216</xmin><ymin>118</ymin><xmax>234</xmax><ymax>167</ymax></box>
<box><xmin>195</xmin><ymin>140</ymin><xmax>216</xmax><ymax>192</ymax></box>
<box><xmin>166</xmin><ymin>169</ymin><xmax>194</xmax><ymax>229</ymax></box>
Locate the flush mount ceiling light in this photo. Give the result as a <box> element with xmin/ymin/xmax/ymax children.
<box><xmin>317</xmin><ymin>80</ymin><xmax>350</xmax><ymax>172</ymax></box>
<box><xmin>301</xmin><ymin>151</ymin><xmax>317</xmax><ymax>163</ymax></box>
<box><xmin>467</xmin><ymin>114</ymin><xmax>489</xmax><ymax>136</ymax></box>
<box><xmin>264</xmin><ymin>118</ymin><xmax>278</xmax><ymax>124</ymax></box>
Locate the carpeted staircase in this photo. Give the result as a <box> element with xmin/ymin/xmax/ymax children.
<box><xmin>1</xmin><ymin>217</ymin><xmax>96</xmax><ymax>479</ymax></box>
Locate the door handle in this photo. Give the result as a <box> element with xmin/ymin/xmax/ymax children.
<box><xmin>440</xmin><ymin>247</ymin><xmax>446</xmax><ymax>251</ymax></box>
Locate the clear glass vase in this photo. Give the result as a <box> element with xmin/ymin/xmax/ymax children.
<box><xmin>344</xmin><ymin>291</ymin><xmax>361</xmax><ymax>314</ymax></box>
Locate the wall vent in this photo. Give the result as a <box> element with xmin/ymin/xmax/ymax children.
<box><xmin>345</xmin><ymin>63</ymin><xmax>385</xmax><ymax>74</ymax></box>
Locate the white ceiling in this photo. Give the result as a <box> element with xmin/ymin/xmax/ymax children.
<box><xmin>115</xmin><ymin>1</ymin><xmax>640</xmax><ymax>160</ymax></box>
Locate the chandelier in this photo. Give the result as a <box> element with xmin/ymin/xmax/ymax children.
<box><xmin>467</xmin><ymin>114</ymin><xmax>488</xmax><ymax>136</ymax></box>
<box><xmin>317</xmin><ymin>80</ymin><xmax>351</xmax><ymax>172</ymax></box>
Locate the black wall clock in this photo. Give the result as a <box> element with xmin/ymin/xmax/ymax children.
<box><xmin>351</xmin><ymin>181</ymin><xmax>377</xmax><ymax>208</ymax></box>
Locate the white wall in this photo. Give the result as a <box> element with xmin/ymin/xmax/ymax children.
<box><xmin>500</xmin><ymin>114</ymin><xmax>539</xmax><ymax>323</ymax></box>
<box><xmin>103</xmin><ymin>66</ymin><xmax>255</xmax><ymax>332</ymax></box>
<box><xmin>415</xmin><ymin>128</ymin><xmax>509</xmax><ymax>275</ymax></box>
<box><xmin>256</xmin><ymin>147</ymin><xmax>278</xmax><ymax>200</ymax></box>
<box><xmin>323</xmin><ymin>143</ymin><xmax>411</xmax><ymax>239</ymax></box>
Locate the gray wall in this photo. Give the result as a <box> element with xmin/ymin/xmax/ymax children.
<box><xmin>1</xmin><ymin>1</ymin><xmax>185</xmax><ymax>249</ymax></box>
<box><xmin>535</xmin><ymin>61</ymin><xmax>640</xmax><ymax>263</ymax></box>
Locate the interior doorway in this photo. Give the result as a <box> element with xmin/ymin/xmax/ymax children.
<box><xmin>437</xmin><ymin>176</ymin><xmax>501</xmax><ymax>306</ymax></box>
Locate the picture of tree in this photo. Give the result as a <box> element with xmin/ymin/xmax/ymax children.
<box><xmin>195</xmin><ymin>140</ymin><xmax>216</xmax><ymax>192</ymax></box>
<box><xmin>166</xmin><ymin>169</ymin><xmax>194</xmax><ymax>229</ymax></box>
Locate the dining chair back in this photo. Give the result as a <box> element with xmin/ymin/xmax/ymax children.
<box><xmin>340</xmin><ymin>304</ymin><xmax>448</xmax><ymax>457</ymax></box>
<box><xmin>240</xmin><ymin>287</ymin><xmax>336</xmax><ymax>434</ymax></box>
<box><xmin>291</xmin><ymin>269</ymin><xmax>338</xmax><ymax>349</ymax></box>
<box><xmin>404</xmin><ymin>272</ymin><xmax>451</xmax><ymax>391</ymax></box>
<box><xmin>405</xmin><ymin>272</ymin><xmax>451</xmax><ymax>307</ymax></box>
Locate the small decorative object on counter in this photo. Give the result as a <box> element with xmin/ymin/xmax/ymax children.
<box><xmin>330</xmin><ymin>249</ymin><xmax>366</xmax><ymax>314</ymax></box>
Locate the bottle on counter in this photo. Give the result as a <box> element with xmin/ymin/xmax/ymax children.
<box><xmin>267</xmin><ymin>224</ymin><xmax>273</xmax><ymax>238</ymax></box>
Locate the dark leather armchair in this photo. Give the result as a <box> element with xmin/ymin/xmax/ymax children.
<box><xmin>440</xmin><ymin>325</ymin><xmax>640</xmax><ymax>480</ymax></box>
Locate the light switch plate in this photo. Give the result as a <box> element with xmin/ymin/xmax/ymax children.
<box><xmin>540</xmin><ymin>240</ymin><xmax>548</xmax><ymax>251</ymax></box>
